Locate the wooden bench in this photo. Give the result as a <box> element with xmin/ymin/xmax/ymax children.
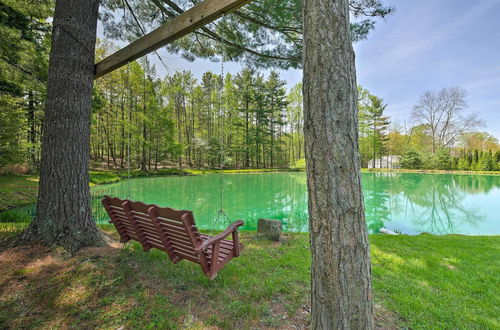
<box><xmin>102</xmin><ymin>196</ymin><xmax>244</xmax><ymax>279</ymax></box>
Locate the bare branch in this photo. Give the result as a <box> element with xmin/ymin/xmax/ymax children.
<box><xmin>411</xmin><ymin>87</ymin><xmax>482</xmax><ymax>152</ymax></box>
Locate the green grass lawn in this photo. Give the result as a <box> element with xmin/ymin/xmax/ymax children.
<box><xmin>88</xmin><ymin>168</ymin><xmax>191</xmax><ymax>185</ymax></box>
<box><xmin>371</xmin><ymin>234</ymin><xmax>499</xmax><ymax>328</ymax></box>
<box><xmin>0</xmin><ymin>175</ymin><xmax>39</xmax><ymax>211</ymax></box>
<box><xmin>0</xmin><ymin>223</ymin><xmax>498</xmax><ymax>329</ymax></box>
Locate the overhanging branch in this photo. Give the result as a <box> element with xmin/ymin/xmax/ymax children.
<box><xmin>94</xmin><ymin>0</ymin><xmax>253</xmax><ymax>78</ymax></box>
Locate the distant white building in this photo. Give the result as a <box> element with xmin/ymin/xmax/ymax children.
<box><xmin>367</xmin><ymin>155</ymin><xmax>401</xmax><ymax>169</ymax></box>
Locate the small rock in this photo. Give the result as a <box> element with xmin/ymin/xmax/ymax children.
<box><xmin>257</xmin><ymin>218</ymin><xmax>282</xmax><ymax>241</ymax></box>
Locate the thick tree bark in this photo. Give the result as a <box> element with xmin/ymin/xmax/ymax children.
<box><xmin>302</xmin><ymin>0</ymin><xmax>374</xmax><ymax>328</ymax></box>
<box><xmin>21</xmin><ymin>0</ymin><xmax>102</xmax><ymax>252</ymax></box>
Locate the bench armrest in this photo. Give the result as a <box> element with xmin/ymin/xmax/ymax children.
<box><xmin>195</xmin><ymin>220</ymin><xmax>244</xmax><ymax>253</ymax></box>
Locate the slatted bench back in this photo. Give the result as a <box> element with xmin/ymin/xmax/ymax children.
<box><xmin>102</xmin><ymin>196</ymin><xmax>207</xmax><ymax>265</ymax></box>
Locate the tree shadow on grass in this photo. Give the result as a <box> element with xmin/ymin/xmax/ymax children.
<box><xmin>0</xmin><ymin>228</ymin><xmax>406</xmax><ymax>329</ymax></box>
<box><xmin>0</xmin><ymin>230</ymin><xmax>314</xmax><ymax>328</ymax></box>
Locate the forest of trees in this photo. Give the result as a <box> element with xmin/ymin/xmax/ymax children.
<box><xmin>89</xmin><ymin>41</ymin><xmax>304</xmax><ymax>170</ymax></box>
<box><xmin>4</xmin><ymin>43</ymin><xmax>500</xmax><ymax>173</ymax></box>
<box><xmin>2</xmin><ymin>3</ymin><xmax>500</xmax><ymax>173</ymax></box>
<box><xmin>0</xmin><ymin>0</ymin><xmax>51</xmax><ymax>171</ymax></box>
<box><xmin>358</xmin><ymin>87</ymin><xmax>500</xmax><ymax>171</ymax></box>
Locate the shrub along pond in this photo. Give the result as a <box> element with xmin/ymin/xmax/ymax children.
<box><xmin>4</xmin><ymin>172</ymin><xmax>500</xmax><ymax>235</ymax></box>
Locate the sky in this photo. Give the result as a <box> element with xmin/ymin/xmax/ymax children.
<box><xmin>99</xmin><ymin>0</ymin><xmax>500</xmax><ymax>139</ymax></box>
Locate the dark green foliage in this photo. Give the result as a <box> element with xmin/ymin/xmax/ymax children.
<box><xmin>476</xmin><ymin>150</ymin><xmax>494</xmax><ymax>171</ymax></box>
<box><xmin>400</xmin><ymin>150</ymin><xmax>422</xmax><ymax>169</ymax></box>
<box><xmin>452</xmin><ymin>149</ymin><xmax>500</xmax><ymax>172</ymax></box>
<box><xmin>473</xmin><ymin>149</ymin><xmax>480</xmax><ymax>163</ymax></box>
<box><xmin>0</xmin><ymin>96</ymin><xmax>26</xmax><ymax>166</ymax></box>
<box><xmin>0</xmin><ymin>0</ymin><xmax>51</xmax><ymax>172</ymax></box>
<box><xmin>358</xmin><ymin>87</ymin><xmax>390</xmax><ymax>167</ymax></box>
<box><xmin>419</xmin><ymin>150</ymin><xmax>452</xmax><ymax>170</ymax></box>
<box><xmin>0</xmin><ymin>209</ymin><xmax>31</xmax><ymax>223</ymax></box>
<box><xmin>88</xmin><ymin>169</ymin><xmax>190</xmax><ymax>185</ymax></box>
<box><xmin>436</xmin><ymin>149</ymin><xmax>452</xmax><ymax>170</ymax></box>
<box><xmin>0</xmin><ymin>0</ymin><xmax>51</xmax><ymax>95</ymax></box>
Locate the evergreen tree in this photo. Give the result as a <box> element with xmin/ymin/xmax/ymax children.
<box><xmin>264</xmin><ymin>71</ymin><xmax>288</xmax><ymax>167</ymax></box>
<box><xmin>234</xmin><ymin>68</ymin><xmax>256</xmax><ymax>167</ymax></box>
<box><xmin>400</xmin><ymin>150</ymin><xmax>423</xmax><ymax>169</ymax></box>
<box><xmin>0</xmin><ymin>0</ymin><xmax>51</xmax><ymax>171</ymax></box>
<box><xmin>358</xmin><ymin>87</ymin><xmax>390</xmax><ymax>167</ymax></box>
<box><xmin>436</xmin><ymin>149</ymin><xmax>452</xmax><ymax>170</ymax></box>
<box><xmin>286</xmin><ymin>83</ymin><xmax>304</xmax><ymax>165</ymax></box>
<box><xmin>457</xmin><ymin>157</ymin><xmax>469</xmax><ymax>171</ymax></box>
<box><xmin>477</xmin><ymin>150</ymin><xmax>494</xmax><ymax>171</ymax></box>
<box><xmin>100</xmin><ymin>0</ymin><xmax>393</xmax><ymax>69</ymax></box>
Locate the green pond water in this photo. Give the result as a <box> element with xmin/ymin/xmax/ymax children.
<box><xmin>6</xmin><ymin>172</ymin><xmax>500</xmax><ymax>235</ymax></box>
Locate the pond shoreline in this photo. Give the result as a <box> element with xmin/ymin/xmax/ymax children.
<box><xmin>363</xmin><ymin>168</ymin><xmax>500</xmax><ymax>176</ymax></box>
<box><xmin>2</xmin><ymin>166</ymin><xmax>500</xmax><ymax>211</ymax></box>
<box><xmin>3</xmin><ymin>170</ymin><xmax>500</xmax><ymax>236</ymax></box>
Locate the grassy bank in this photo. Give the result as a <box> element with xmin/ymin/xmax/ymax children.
<box><xmin>0</xmin><ymin>169</ymin><xmax>190</xmax><ymax>211</ymax></box>
<box><xmin>0</xmin><ymin>176</ymin><xmax>39</xmax><ymax>211</ymax></box>
<box><xmin>88</xmin><ymin>168</ymin><xmax>191</xmax><ymax>185</ymax></box>
<box><xmin>0</xmin><ymin>223</ymin><xmax>498</xmax><ymax>329</ymax></box>
<box><xmin>185</xmin><ymin>167</ymin><xmax>303</xmax><ymax>175</ymax></box>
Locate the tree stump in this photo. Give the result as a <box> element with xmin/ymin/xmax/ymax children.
<box><xmin>257</xmin><ymin>219</ymin><xmax>282</xmax><ymax>241</ymax></box>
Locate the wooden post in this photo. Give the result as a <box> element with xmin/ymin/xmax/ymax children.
<box><xmin>232</xmin><ymin>230</ymin><xmax>240</xmax><ymax>257</ymax></box>
<box><xmin>209</xmin><ymin>241</ymin><xmax>221</xmax><ymax>279</ymax></box>
<box><xmin>180</xmin><ymin>212</ymin><xmax>210</xmax><ymax>275</ymax></box>
<box><xmin>94</xmin><ymin>0</ymin><xmax>252</xmax><ymax>78</ymax></box>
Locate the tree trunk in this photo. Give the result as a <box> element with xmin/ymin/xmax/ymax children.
<box><xmin>120</xmin><ymin>100</ymin><xmax>125</xmax><ymax>168</ymax></box>
<box><xmin>21</xmin><ymin>0</ymin><xmax>102</xmax><ymax>252</ymax></box>
<box><xmin>141</xmin><ymin>123</ymin><xmax>148</xmax><ymax>171</ymax></box>
<box><xmin>27</xmin><ymin>90</ymin><xmax>37</xmax><ymax>171</ymax></box>
<box><xmin>302</xmin><ymin>0</ymin><xmax>374</xmax><ymax>328</ymax></box>
<box><xmin>245</xmin><ymin>98</ymin><xmax>250</xmax><ymax>168</ymax></box>
<box><xmin>175</xmin><ymin>98</ymin><xmax>183</xmax><ymax>168</ymax></box>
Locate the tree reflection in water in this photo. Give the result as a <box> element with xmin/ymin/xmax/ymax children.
<box><xmin>362</xmin><ymin>173</ymin><xmax>496</xmax><ymax>234</ymax></box>
<box><xmin>4</xmin><ymin>172</ymin><xmax>499</xmax><ymax>235</ymax></box>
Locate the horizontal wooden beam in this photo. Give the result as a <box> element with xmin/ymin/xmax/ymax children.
<box><xmin>94</xmin><ymin>0</ymin><xmax>252</xmax><ymax>79</ymax></box>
